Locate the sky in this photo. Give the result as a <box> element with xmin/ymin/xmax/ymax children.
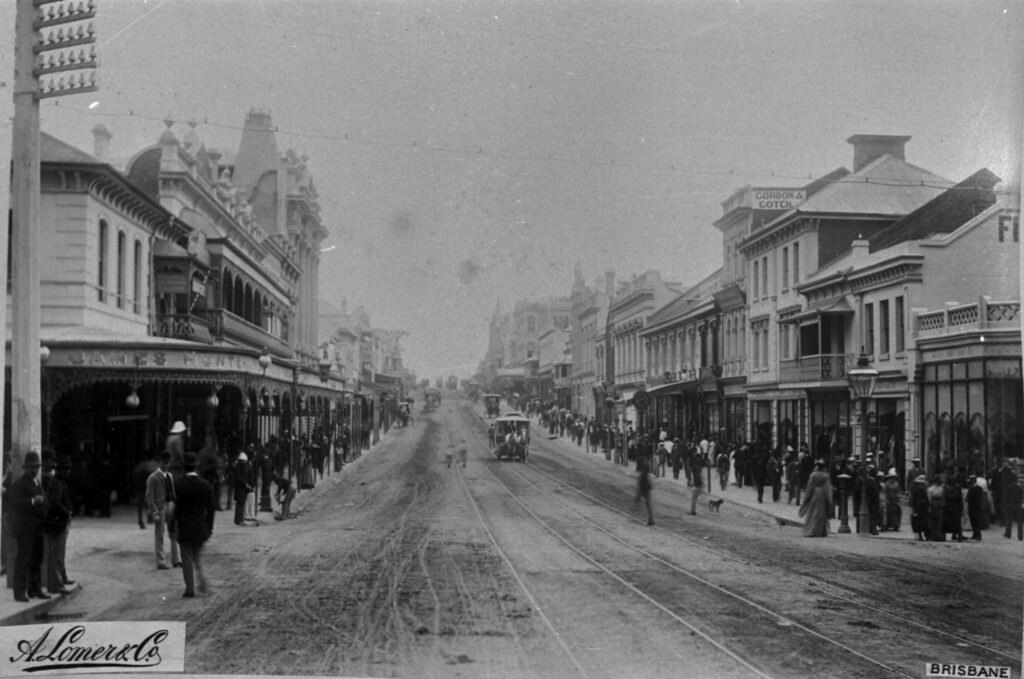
<box><xmin>9</xmin><ymin>0</ymin><xmax>1023</xmax><ymax>380</ymax></box>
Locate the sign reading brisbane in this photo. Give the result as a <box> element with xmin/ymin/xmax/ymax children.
<box><xmin>753</xmin><ymin>189</ymin><xmax>806</xmax><ymax>210</ymax></box>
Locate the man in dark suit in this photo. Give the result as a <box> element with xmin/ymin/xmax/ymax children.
<box><xmin>173</xmin><ymin>453</ymin><xmax>215</xmax><ymax>598</ymax></box>
<box><xmin>9</xmin><ymin>451</ymin><xmax>49</xmax><ymax>602</ymax></box>
<box><xmin>42</xmin><ymin>451</ymin><xmax>74</xmax><ymax>595</ymax></box>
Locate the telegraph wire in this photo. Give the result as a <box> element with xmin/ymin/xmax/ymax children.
<box><xmin>45</xmin><ymin>100</ymin><xmax>1013</xmax><ymax>194</ymax></box>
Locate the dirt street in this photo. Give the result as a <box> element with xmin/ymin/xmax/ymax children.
<box><xmin>51</xmin><ymin>400</ymin><xmax>1023</xmax><ymax>679</ymax></box>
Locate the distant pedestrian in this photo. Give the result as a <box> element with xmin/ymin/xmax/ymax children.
<box><xmin>882</xmin><ymin>469</ymin><xmax>901</xmax><ymax>531</ymax></box>
<box><xmin>909</xmin><ymin>475</ymin><xmax>929</xmax><ymax>540</ymax></box>
<box><xmin>768</xmin><ymin>452</ymin><xmax>783</xmax><ymax>503</ymax></box>
<box><xmin>716</xmin><ymin>448</ymin><xmax>733</xmax><ymax>491</ymax></box>
<box><xmin>943</xmin><ymin>476</ymin><xmax>965</xmax><ymax>542</ymax></box>
<box><xmin>966</xmin><ymin>476</ymin><xmax>986</xmax><ymax>541</ymax></box>
<box><xmin>688</xmin><ymin>453</ymin><xmax>704</xmax><ymax>516</ymax></box>
<box><xmin>1001</xmin><ymin>474</ymin><xmax>1023</xmax><ymax>541</ymax></box>
<box><xmin>670</xmin><ymin>439</ymin><xmax>683</xmax><ymax>481</ymax></box>
<box><xmin>799</xmin><ymin>461</ymin><xmax>832</xmax><ymax>537</ymax></box>
<box><xmin>457</xmin><ymin>447</ymin><xmax>467</xmax><ymax>468</ymax></box>
<box><xmin>445</xmin><ymin>449</ymin><xmax>454</xmax><ymax>468</ymax></box>
<box><xmin>173</xmin><ymin>453</ymin><xmax>215</xmax><ymax>598</ymax></box>
<box><xmin>785</xmin><ymin>449</ymin><xmax>799</xmax><ymax>504</ymax></box>
<box><xmin>926</xmin><ymin>476</ymin><xmax>946</xmax><ymax>542</ymax></box>
<box><xmin>655</xmin><ymin>442</ymin><xmax>668</xmax><ymax>478</ymax></box>
<box><xmin>274</xmin><ymin>473</ymin><xmax>296</xmax><ymax>520</ymax></box>
<box><xmin>233</xmin><ymin>453</ymin><xmax>253</xmax><ymax>526</ymax></box>
<box><xmin>634</xmin><ymin>453</ymin><xmax>654</xmax><ymax>526</ymax></box>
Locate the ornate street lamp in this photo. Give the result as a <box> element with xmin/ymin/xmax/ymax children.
<box><xmin>847</xmin><ymin>349</ymin><xmax>879</xmax><ymax>535</ymax></box>
<box><xmin>125</xmin><ymin>353</ymin><xmax>142</xmax><ymax>409</ymax></box>
<box><xmin>258</xmin><ymin>347</ymin><xmax>272</xmax><ymax>375</ymax></box>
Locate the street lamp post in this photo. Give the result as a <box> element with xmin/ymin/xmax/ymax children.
<box><xmin>837</xmin><ymin>472</ymin><xmax>851</xmax><ymax>533</ymax></box>
<box><xmin>847</xmin><ymin>349</ymin><xmax>879</xmax><ymax>536</ymax></box>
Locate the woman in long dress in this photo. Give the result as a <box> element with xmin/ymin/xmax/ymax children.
<box><xmin>799</xmin><ymin>462</ymin><xmax>832</xmax><ymax>537</ymax></box>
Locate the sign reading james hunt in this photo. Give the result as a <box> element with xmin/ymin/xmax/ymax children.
<box><xmin>0</xmin><ymin>622</ymin><xmax>185</xmax><ymax>675</ymax></box>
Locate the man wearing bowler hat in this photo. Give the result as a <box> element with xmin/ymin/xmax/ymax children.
<box><xmin>9</xmin><ymin>451</ymin><xmax>49</xmax><ymax>601</ymax></box>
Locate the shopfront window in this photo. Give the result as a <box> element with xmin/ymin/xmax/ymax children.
<box><xmin>920</xmin><ymin>357</ymin><xmax>1023</xmax><ymax>477</ymax></box>
<box><xmin>866</xmin><ymin>398</ymin><xmax>906</xmax><ymax>483</ymax></box>
<box><xmin>809</xmin><ymin>392</ymin><xmax>851</xmax><ymax>463</ymax></box>
<box><xmin>777</xmin><ymin>399</ymin><xmax>801</xmax><ymax>452</ymax></box>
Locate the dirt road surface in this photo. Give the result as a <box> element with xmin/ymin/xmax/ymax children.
<box><xmin>53</xmin><ymin>400</ymin><xmax>1023</xmax><ymax>678</ymax></box>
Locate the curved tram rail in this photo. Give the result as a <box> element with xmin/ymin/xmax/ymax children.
<box><xmin>452</xmin><ymin>403</ymin><xmax>1019</xmax><ymax>678</ymax></box>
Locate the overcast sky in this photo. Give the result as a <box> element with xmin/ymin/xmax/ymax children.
<box><xmin>14</xmin><ymin>0</ymin><xmax>1024</xmax><ymax>380</ymax></box>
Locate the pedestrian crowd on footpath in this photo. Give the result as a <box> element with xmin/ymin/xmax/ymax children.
<box><xmin>0</xmin><ymin>418</ymin><xmax>374</xmax><ymax>603</ymax></box>
<box><xmin>511</xmin><ymin>402</ymin><xmax>1024</xmax><ymax>542</ymax></box>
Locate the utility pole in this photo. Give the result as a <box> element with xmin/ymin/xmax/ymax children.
<box><xmin>9</xmin><ymin>0</ymin><xmax>97</xmax><ymax>469</ymax></box>
<box><xmin>6</xmin><ymin>0</ymin><xmax>97</xmax><ymax>584</ymax></box>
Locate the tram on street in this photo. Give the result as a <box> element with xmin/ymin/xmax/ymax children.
<box><xmin>493</xmin><ymin>412</ymin><xmax>530</xmax><ymax>462</ymax></box>
<box><xmin>483</xmin><ymin>393</ymin><xmax>501</xmax><ymax>418</ymax></box>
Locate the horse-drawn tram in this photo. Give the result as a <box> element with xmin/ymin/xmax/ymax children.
<box><xmin>483</xmin><ymin>393</ymin><xmax>501</xmax><ymax>418</ymax></box>
<box><xmin>493</xmin><ymin>412</ymin><xmax>530</xmax><ymax>462</ymax></box>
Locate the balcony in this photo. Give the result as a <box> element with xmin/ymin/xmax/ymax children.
<box><xmin>916</xmin><ymin>299</ymin><xmax>1019</xmax><ymax>340</ymax></box>
<box><xmin>206</xmin><ymin>308</ymin><xmax>291</xmax><ymax>357</ymax></box>
<box><xmin>154</xmin><ymin>313</ymin><xmax>214</xmax><ymax>344</ymax></box>
<box><xmin>779</xmin><ymin>353</ymin><xmax>852</xmax><ymax>384</ymax></box>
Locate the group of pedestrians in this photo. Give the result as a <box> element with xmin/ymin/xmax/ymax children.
<box><xmin>583</xmin><ymin>417</ymin><xmax>1024</xmax><ymax>544</ymax></box>
<box><xmin>2</xmin><ymin>449</ymin><xmax>75</xmax><ymax>601</ymax></box>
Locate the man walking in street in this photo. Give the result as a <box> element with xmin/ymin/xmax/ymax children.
<box><xmin>9</xmin><ymin>451</ymin><xmax>49</xmax><ymax>601</ymax></box>
<box><xmin>145</xmin><ymin>451</ymin><xmax>180</xmax><ymax>569</ymax></box>
<box><xmin>634</xmin><ymin>452</ymin><xmax>654</xmax><ymax>526</ymax></box>
<box><xmin>174</xmin><ymin>452</ymin><xmax>216</xmax><ymax>597</ymax></box>
<box><xmin>688</xmin><ymin>451</ymin><xmax>705</xmax><ymax>515</ymax></box>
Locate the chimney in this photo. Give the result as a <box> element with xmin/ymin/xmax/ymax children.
<box><xmin>92</xmin><ymin>124</ymin><xmax>112</xmax><ymax>160</ymax></box>
<box><xmin>604</xmin><ymin>271</ymin><xmax>616</xmax><ymax>297</ymax></box>
<box><xmin>850</xmin><ymin>237</ymin><xmax>870</xmax><ymax>263</ymax></box>
<box><xmin>846</xmin><ymin>134</ymin><xmax>911</xmax><ymax>172</ymax></box>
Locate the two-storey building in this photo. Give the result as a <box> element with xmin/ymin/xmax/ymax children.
<box><xmin>739</xmin><ymin>134</ymin><xmax>949</xmax><ymax>453</ymax></box>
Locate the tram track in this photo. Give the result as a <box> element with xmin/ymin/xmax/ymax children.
<box><xmin>454</xmin><ymin>401</ymin><xmax>1019</xmax><ymax>677</ymax></box>
<box><xmin>517</xmin><ymin>440</ymin><xmax>1021</xmax><ymax>666</ymax></box>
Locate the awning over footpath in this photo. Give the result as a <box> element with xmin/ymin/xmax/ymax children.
<box><xmin>786</xmin><ymin>295</ymin><xmax>855</xmax><ymax>323</ymax></box>
<box><xmin>646</xmin><ymin>379</ymin><xmax>697</xmax><ymax>396</ymax></box>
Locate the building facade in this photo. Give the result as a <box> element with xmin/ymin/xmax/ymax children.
<box><xmin>18</xmin><ymin>112</ymin><xmax>347</xmax><ymax>505</ymax></box>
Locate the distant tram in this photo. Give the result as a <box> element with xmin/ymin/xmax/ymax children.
<box><xmin>424</xmin><ymin>388</ymin><xmax>442</xmax><ymax>412</ymax></box>
<box><xmin>483</xmin><ymin>393</ymin><xmax>501</xmax><ymax>418</ymax></box>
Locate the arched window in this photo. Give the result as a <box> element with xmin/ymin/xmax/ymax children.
<box><xmin>133</xmin><ymin>239</ymin><xmax>142</xmax><ymax>314</ymax></box>
<box><xmin>244</xmin><ymin>283</ymin><xmax>253</xmax><ymax>322</ymax></box>
<box><xmin>233</xmin><ymin>278</ymin><xmax>244</xmax><ymax>316</ymax></box>
<box><xmin>97</xmin><ymin>219</ymin><xmax>108</xmax><ymax>302</ymax></box>
<box><xmin>221</xmin><ymin>272</ymin><xmax>233</xmax><ymax>313</ymax></box>
<box><xmin>116</xmin><ymin>231</ymin><xmax>126</xmax><ymax>308</ymax></box>
<box><xmin>253</xmin><ymin>291</ymin><xmax>263</xmax><ymax>327</ymax></box>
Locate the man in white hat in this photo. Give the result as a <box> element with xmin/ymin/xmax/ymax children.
<box><xmin>165</xmin><ymin>421</ymin><xmax>187</xmax><ymax>468</ymax></box>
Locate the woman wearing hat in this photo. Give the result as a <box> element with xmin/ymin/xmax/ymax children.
<box><xmin>882</xmin><ymin>469</ymin><xmax>901</xmax><ymax>532</ymax></box>
<box><xmin>799</xmin><ymin>461</ymin><xmax>832</xmax><ymax>537</ymax></box>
